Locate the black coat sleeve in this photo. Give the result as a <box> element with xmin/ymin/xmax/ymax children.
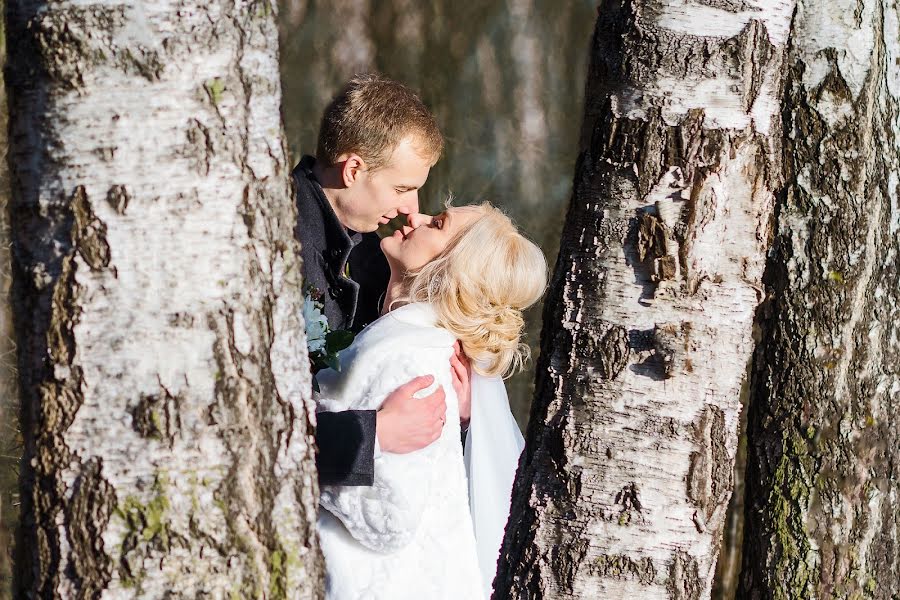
<box><xmin>315</xmin><ymin>409</ymin><xmax>377</xmax><ymax>486</ymax></box>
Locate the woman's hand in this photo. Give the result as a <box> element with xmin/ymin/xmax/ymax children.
<box><xmin>451</xmin><ymin>341</ymin><xmax>472</xmax><ymax>427</ymax></box>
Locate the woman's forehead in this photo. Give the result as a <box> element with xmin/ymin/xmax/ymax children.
<box><xmin>446</xmin><ymin>205</ymin><xmax>481</xmax><ymax>217</ymax></box>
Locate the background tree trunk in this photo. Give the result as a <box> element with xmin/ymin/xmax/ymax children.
<box><xmin>5</xmin><ymin>0</ymin><xmax>322</xmax><ymax>596</ymax></box>
<box><xmin>739</xmin><ymin>0</ymin><xmax>900</xmax><ymax>598</ymax></box>
<box><xmin>495</xmin><ymin>1</ymin><xmax>795</xmax><ymax>598</ymax></box>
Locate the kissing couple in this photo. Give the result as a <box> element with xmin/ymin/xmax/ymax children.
<box><xmin>296</xmin><ymin>74</ymin><xmax>546</xmax><ymax>600</ymax></box>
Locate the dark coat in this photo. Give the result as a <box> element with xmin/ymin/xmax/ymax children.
<box><xmin>293</xmin><ymin>156</ymin><xmax>390</xmax><ymax>486</ymax></box>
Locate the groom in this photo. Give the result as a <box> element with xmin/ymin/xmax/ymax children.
<box><xmin>295</xmin><ymin>74</ymin><xmax>468</xmax><ymax>486</ymax></box>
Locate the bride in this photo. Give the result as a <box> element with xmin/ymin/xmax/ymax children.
<box><xmin>314</xmin><ymin>202</ymin><xmax>546</xmax><ymax>600</ymax></box>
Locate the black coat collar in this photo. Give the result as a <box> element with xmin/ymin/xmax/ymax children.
<box><xmin>293</xmin><ymin>156</ymin><xmax>361</xmax><ymax>330</ymax></box>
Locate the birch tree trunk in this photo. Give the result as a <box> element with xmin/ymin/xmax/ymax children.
<box><xmin>5</xmin><ymin>0</ymin><xmax>322</xmax><ymax>596</ymax></box>
<box><xmin>739</xmin><ymin>0</ymin><xmax>900</xmax><ymax>597</ymax></box>
<box><xmin>495</xmin><ymin>1</ymin><xmax>795</xmax><ymax>598</ymax></box>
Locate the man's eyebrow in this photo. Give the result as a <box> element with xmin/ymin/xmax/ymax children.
<box><xmin>395</xmin><ymin>184</ymin><xmax>419</xmax><ymax>191</ymax></box>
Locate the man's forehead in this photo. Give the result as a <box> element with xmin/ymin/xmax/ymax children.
<box><xmin>385</xmin><ymin>136</ymin><xmax>436</xmax><ymax>166</ymax></box>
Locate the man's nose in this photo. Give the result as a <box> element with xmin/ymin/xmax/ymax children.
<box><xmin>406</xmin><ymin>212</ymin><xmax>432</xmax><ymax>228</ymax></box>
<box><xmin>397</xmin><ymin>193</ymin><xmax>420</xmax><ymax>217</ymax></box>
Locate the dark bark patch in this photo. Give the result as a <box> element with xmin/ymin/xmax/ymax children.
<box><xmin>687</xmin><ymin>405</ymin><xmax>731</xmax><ymax>521</ymax></box>
<box><xmin>71</xmin><ymin>186</ymin><xmax>111</xmax><ymax>271</ymax></box>
<box><xmin>696</xmin><ymin>0</ymin><xmax>755</xmax><ymax>11</ymax></box>
<box><xmin>625</xmin><ymin>206</ymin><xmax>681</xmax><ymax>302</ymax></box>
<box><xmin>17</xmin><ymin>245</ymin><xmax>84</xmax><ymax>596</ymax></box>
<box><xmin>186</xmin><ymin>118</ymin><xmax>214</xmax><ymax>176</ymax></box>
<box><xmin>130</xmin><ymin>386</ymin><xmax>181</xmax><ymax>445</ymax></box>
<box><xmin>579</xmin><ymin>322</ymin><xmax>630</xmax><ymax>381</ymax></box>
<box><xmin>590</xmin><ymin>553</ymin><xmax>656</xmax><ymax>585</ymax></box>
<box><xmin>31</xmin><ymin>6</ymin><xmax>163</xmax><ymax>88</ymax></box>
<box><xmin>47</xmin><ymin>255</ymin><xmax>80</xmax><ymax>370</ymax></box>
<box><xmin>632</xmin><ymin>321</ymin><xmax>696</xmax><ymax>380</ymax></box>
<box><xmin>730</xmin><ymin>18</ymin><xmax>777</xmax><ymax>113</ymax></box>
<box><xmin>551</xmin><ymin>535</ymin><xmax>590</xmax><ymax>592</ymax></box>
<box><xmin>667</xmin><ymin>550</ymin><xmax>701</xmax><ymax>600</ymax></box>
<box><xmin>814</xmin><ymin>49</ymin><xmax>854</xmax><ymax>106</ymax></box>
<box><xmin>637</xmin><ymin>210</ymin><xmax>668</xmax><ymax>262</ymax></box>
<box><xmin>65</xmin><ymin>458</ymin><xmax>115</xmax><ymax>597</ymax></box>
<box><xmin>614</xmin><ymin>482</ymin><xmax>644</xmax><ymax>525</ymax></box>
<box><xmin>106</xmin><ymin>185</ymin><xmax>129</xmax><ymax>215</ymax></box>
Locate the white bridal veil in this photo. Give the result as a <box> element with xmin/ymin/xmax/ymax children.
<box><xmin>463</xmin><ymin>373</ymin><xmax>525</xmax><ymax>599</ymax></box>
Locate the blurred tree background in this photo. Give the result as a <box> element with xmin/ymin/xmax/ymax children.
<box><xmin>0</xmin><ymin>1</ymin><xmax>596</xmax><ymax>597</ymax></box>
<box><xmin>277</xmin><ymin>0</ymin><xmax>598</xmax><ymax>427</ymax></box>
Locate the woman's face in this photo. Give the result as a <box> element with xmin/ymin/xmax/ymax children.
<box><xmin>381</xmin><ymin>206</ymin><xmax>480</xmax><ymax>273</ymax></box>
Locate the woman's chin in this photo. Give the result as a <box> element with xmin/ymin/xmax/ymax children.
<box><xmin>380</xmin><ymin>234</ymin><xmax>402</xmax><ymax>265</ymax></box>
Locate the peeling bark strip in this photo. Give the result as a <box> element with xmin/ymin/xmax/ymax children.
<box><xmin>5</xmin><ymin>0</ymin><xmax>322</xmax><ymax>597</ymax></box>
<box><xmin>740</xmin><ymin>0</ymin><xmax>900</xmax><ymax>598</ymax></box>
<box><xmin>495</xmin><ymin>1</ymin><xmax>794</xmax><ymax>598</ymax></box>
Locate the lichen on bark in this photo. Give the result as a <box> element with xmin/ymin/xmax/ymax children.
<box><xmin>740</xmin><ymin>1</ymin><xmax>900</xmax><ymax>597</ymax></box>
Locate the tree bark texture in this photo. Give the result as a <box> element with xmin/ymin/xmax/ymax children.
<box><xmin>739</xmin><ymin>0</ymin><xmax>900</xmax><ymax>598</ymax></box>
<box><xmin>0</xmin><ymin>7</ymin><xmax>18</xmax><ymax>597</ymax></box>
<box><xmin>5</xmin><ymin>0</ymin><xmax>322</xmax><ymax>597</ymax></box>
<box><xmin>495</xmin><ymin>1</ymin><xmax>795</xmax><ymax>598</ymax></box>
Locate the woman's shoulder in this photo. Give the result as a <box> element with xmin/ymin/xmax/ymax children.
<box><xmin>353</xmin><ymin>303</ymin><xmax>455</xmax><ymax>351</ymax></box>
<box><xmin>316</xmin><ymin>303</ymin><xmax>456</xmax><ymax>404</ymax></box>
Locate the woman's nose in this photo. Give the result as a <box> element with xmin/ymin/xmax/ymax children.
<box><xmin>406</xmin><ymin>212</ymin><xmax>431</xmax><ymax>228</ymax></box>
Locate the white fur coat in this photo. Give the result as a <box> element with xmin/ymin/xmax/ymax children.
<box><xmin>315</xmin><ymin>303</ymin><xmax>485</xmax><ymax>600</ymax></box>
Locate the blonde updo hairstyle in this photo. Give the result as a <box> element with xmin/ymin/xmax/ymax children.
<box><xmin>403</xmin><ymin>202</ymin><xmax>547</xmax><ymax>378</ymax></box>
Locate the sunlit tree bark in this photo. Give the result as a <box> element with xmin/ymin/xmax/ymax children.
<box><xmin>495</xmin><ymin>1</ymin><xmax>795</xmax><ymax>598</ymax></box>
<box><xmin>5</xmin><ymin>0</ymin><xmax>321</xmax><ymax>596</ymax></box>
<box><xmin>739</xmin><ymin>0</ymin><xmax>900</xmax><ymax>597</ymax></box>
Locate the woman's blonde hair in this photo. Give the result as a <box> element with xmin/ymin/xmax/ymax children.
<box><xmin>403</xmin><ymin>203</ymin><xmax>547</xmax><ymax>378</ymax></box>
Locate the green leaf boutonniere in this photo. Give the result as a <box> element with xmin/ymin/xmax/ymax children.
<box><xmin>302</xmin><ymin>286</ymin><xmax>355</xmax><ymax>391</ymax></box>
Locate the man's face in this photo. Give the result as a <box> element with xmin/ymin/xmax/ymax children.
<box><xmin>337</xmin><ymin>136</ymin><xmax>434</xmax><ymax>233</ymax></box>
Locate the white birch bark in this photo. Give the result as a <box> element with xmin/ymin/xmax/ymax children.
<box><xmin>5</xmin><ymin>0</ymin><xmax>322</xmax><ymax>596</ymax></box>
<box><xmin>495</xmin><ymin>1</ymin><xmax>794</xmax><ymax>598</ymax></box>
<box><xmin>740</xmin><ymin>0</ymin><xmax>900</xmax><ymax>597</ymax></box>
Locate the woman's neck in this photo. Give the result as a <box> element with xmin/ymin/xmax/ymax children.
<box><xmin>381</xmin><ymin>276</ymin><xmax>407</xmax><ymax>316</ymax></box>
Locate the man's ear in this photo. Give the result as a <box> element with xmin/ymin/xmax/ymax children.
<box><xmin>339</xmin><ymin>153</ymin><xmax>367</xmax><ymax>188</ymax></box>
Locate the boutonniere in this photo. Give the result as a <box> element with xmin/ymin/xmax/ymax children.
<box><xmin>303</xmin><ymin>286</ymin><xmax>355</xmax><ymax>390</ymax></box>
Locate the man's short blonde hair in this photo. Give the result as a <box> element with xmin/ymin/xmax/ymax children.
<box><xmin>316</xmin><ymin>74</ymin><xmax>443</xmax><ymax>171</ymax></box>
<box><xmin>404</xmin><ymin>203</ymin><xmax>547</xmax><ymax>378</ymax></box>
